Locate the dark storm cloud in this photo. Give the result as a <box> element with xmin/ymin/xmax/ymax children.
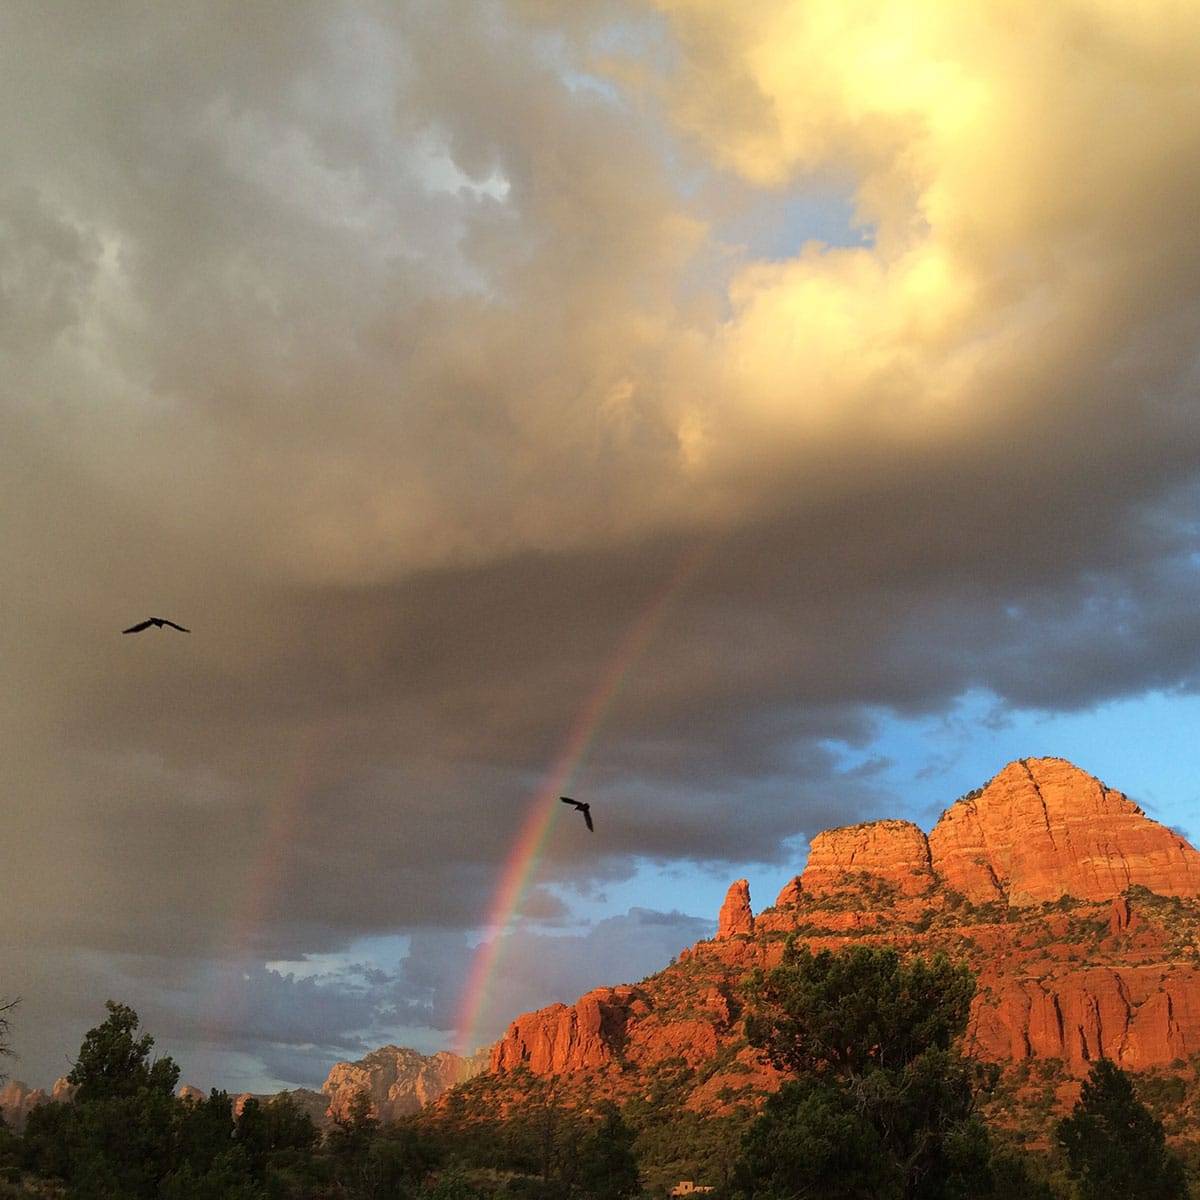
<box><xmin>4</xmin><ymin>0</ymin><xmax>1200</xmax><ymax>1086</ymax></box>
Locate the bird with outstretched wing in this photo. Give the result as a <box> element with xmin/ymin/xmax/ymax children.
<box><xmin>560</xmin><ymin>796</ymin><xmax>594</xmax><ymax>832</ymax></box>
<box><xmin>122</xmin><ymin>617</ymin><xmax>190</xmax><ymax>634</ymax></box>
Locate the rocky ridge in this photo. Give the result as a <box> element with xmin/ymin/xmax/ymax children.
<box><xmin>0</xmin><ymin>1077</ymin><xmax>74</xmax><ymax>1131</ymax></box>
<box><xmin>0</xmin><ymin>1076</ymin><xmax>331</xmax><ymax>1131</ymax></box>
<box><xmin>4</xmin><ymin>1059</ymin><xmax>453</xmax><ymax>1132</ymax></box>
<box><xmin>470</xmin><ymin>759</ymin><xmax>1200</xmax><ymax>1131</ymax></box>
<box><xmin>322</xmin><ymin>1045</ymin><xmax>489</xmax><ymax>1124</ymax></box>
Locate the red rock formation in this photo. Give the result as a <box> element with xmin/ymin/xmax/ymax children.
<box><xmin>323</xmin><ymin>1046</ymin><xmax>485</xmax><ymax>1124</ymax></box>
<box><xmin>177</xmin><ymin>1084</ymin><xmax>206</xmax><ymax>1103</ymax></box>
<box><xmin>0</xmin><ymin>1081</ymin><xmax>46</xmax><ymax>1130</ymax></box>
<box><xmin>928</xmin><ymin>758</ymin><xmax>1200</xmax><ymax>905</ymax></box>
<box><xmin>0</xmin><ymin>1077</ymin><xmax>75</xmax><ymax>1129</ymax></box>
<box><xmin>717</xmin><ymin>879</ymin><xmax>754</xmax><ymax>938</ymax></box>
<box><xmin>491</xmin><ymin>987</ymin><xmax>638</xmax><ymax>1074</ymax></box>
<box><xmin>801</xmin><ymin>819</ymin><xmax>934</xmax><ymax>896</ymax></box>
<box><xmin>430</xmin><ymin>758</ymin><xmax>1200</xmax><ymax>1145</ymax></box>
<box><xmin>228</xmin><ymin>1088</ymin><xmax>329</xmax><ymax>1125</ymax></box>
<box><xmin>969</xmin><ymin>964</ymin><xmax>1200</xmax><ymax>1071</ymax></box>
<box><xmin>1109</xmin><ymin>894</ymin><xmax>1136</xmax><ymax>935</ymax></box>
<box><xmin>774</xmin><ymin>876</ymin><xmax>803</xmax><ymax>907</ymax></box>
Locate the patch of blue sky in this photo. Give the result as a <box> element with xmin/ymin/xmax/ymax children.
<box><xmin>562</xmin><ymin>851</ymin><xmax>800</xmax><ymax>936</ymax></box>
<box><xmin>410</xmin><ymin>135</ymin><xmax>510</xmax><ymax>202</ymax></box>
<box><xmin>559</xmin><ymin>68</ymin><xmax>624</xmax><ymax>104</ymax></box>
<box><xmin>833</xmin><ymin>688</ymin><xmax>1200</xmax><ymax>842</ymax></box>
<box><xmin>265</xmin><ymin>933</ymin><xmax>412</xmax><ymax>984</ymax></box>
<box><xmin>718</xmin><ymin>183</ymin><xmax>871</xmax><ymax>261</ymax></box>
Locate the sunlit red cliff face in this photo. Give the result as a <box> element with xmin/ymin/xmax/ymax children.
<box><xmin>469</xmin><ymin>759</ymin><xmax>1200</xmax><ymax>1126</ymax></box>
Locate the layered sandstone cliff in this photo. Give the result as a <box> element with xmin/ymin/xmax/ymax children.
<box><xmin>491</xmin><ymin>986</ymin><xmax>642</xmax><ymax>1074</ymax></box>
<box><xmin>227</xmin><ymin>1087</ymin><xmax>329</xmax><ymax>1124</ymax></box>
<box><xmin>800</xmin><ymin>819</ymin><xmax>934</xmax><ymax>896</ymax></box>
<box><xmin>928</xmin><ymin>758</ymin><xmax>1200</xmax><ymax>904</ymax></box>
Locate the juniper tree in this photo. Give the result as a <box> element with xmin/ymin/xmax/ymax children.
<box><xmin>1056</xmin><ymin>1058</ymin><xmax>1187</xmax><ymax>1200</ymax></box>
<box><xmin>737</xmin><ymin>942</ymin><xmax>1007</xmax><ymax>1200</ymax></box>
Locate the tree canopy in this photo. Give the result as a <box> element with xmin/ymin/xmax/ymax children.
<box><xmin>1057</xmin><ymin>1058</ymin><xmax>1188</xmax><ymax>1200</ymax></box>
<box><xmin>744</xmin><ymin>943</ymin><xmax>976</xmax><ymax>1078</ymax></box>
<box><xmin>737</xmin><ymin>941</ymin><xmax>1010</xmax><ymax>1200</ymax></box>
<box><xmin>66</xmin><ymin>999</ymin><xmax>180</xmax><ymax>1103</ymax></box>
<box><xmin>0</xmin><ymin>996</ymin><xmax>17</xmax><ymax>1084</ymax></box>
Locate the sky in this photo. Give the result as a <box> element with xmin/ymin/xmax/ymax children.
<box><xmin>3</xmin><ymin>0</ymin><xmax>1200</xmax><ymax>1093</ymax></box>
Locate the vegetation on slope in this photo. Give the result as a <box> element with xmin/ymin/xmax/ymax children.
<box><xmin>1</xmin><ymin>951</ymin><xmax>1197</xmax><ymax>1198</ymax></box>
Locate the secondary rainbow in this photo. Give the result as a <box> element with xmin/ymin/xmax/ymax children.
<box><xmin>454</xmin><ymin>541</ymin><xmax>712</xmax><ymax>1055</ymax></box>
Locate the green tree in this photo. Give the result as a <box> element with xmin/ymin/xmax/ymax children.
<box><xmin>20</xmin><ymin>1097</ymin><xmax>76</xmax><ymax>1181</ymax></box>
<box><xmin>744</xmin><ymin>944</ymin><xmax>975</xmax><ymax>1077</ymax></box>
<box><xmin>737</xmin><ymin>942</ymin><xmax>1004</xmax><ymax>1200</ymax></box>
<box><xmin>986</xmin><ymin>1149</ymin><xmax>1060</xmax><ymax>1200</ymax></box>
<box><xmin>55</xmin><ymin>1087</ymin><xmax>181</xmax><ymax>1199</ymax></box>
<box><xmin>175</xmin><ymin>1088</ymin><xmax>239</xmax><ymax>1176</ymax></box>
<box><xmin>0</xmin><ymin>1106</ymin><xmax>20</xmax><ymax>1184</ymax></box>
<box><xmin>22</xmin><ymin>1001</ymin><xmax>260</xmax><ymax>1200</ymax></box>
<box><xmin>734</xmin><ymin>1076</ymin><xmax>893</xmax><ymax>1199</ymax></box>
<box><xmin>328</xmin><ymin>1087</ymin><xmax>380</xmax><ymax>1161</ymax></box>
<box><xmin>418</xmin><ymin>1163</ymin><xmax>482</xmax><ymax>1200</ymax></box>
<box><xmin>576</xmin><ymin>1103</ymin><xmax>640</xmax><ymax>1200</ymax></box>
<box><xmin>0</xmin><ymin>997</ymin><xmax>17</xmax><ymax>1084</ymax></box>
<box><xmin>370</xmin><ymin>1123</ymin><xmax>442</xmax><ymax>1187</ymax></box>
<box><xmin>67</xmin><ymin>1000</ymin><xmax>179</xmax><ymax>1103</ymax></box>
<box><xmin>1056</xmin><ymin>1058</ymin><xmax>1187</xmax><ymax>1200</ymax></box>
<box><xmin>159</xmin><ymin>1151</ymin><xmax>264</xmax><ymax>1200</ymax></box>
<box><xmin>235</xmin><ymin>1093</ymin><xmax>318</xmax><ymax>1176</ymax></box>
<box><xmin>330</xmin><ymin>1087</ymin><xmax>437</xmax><ymax>1198</ymax></box>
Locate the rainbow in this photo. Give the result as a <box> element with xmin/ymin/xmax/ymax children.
<box><xmin>453</xmin><ymin>540</ymin><xmax>712</xmax><ymax>1055</ymax></box>
<box><xmin>202</xmin><ymin>721</ymin><xmax>337</xmax><ymax>1044</ymax></box>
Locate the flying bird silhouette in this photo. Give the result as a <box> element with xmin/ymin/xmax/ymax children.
<box><xmin>122</xmin><ymin>617</ymin><xmax>190</xmax><ymax>634</ymax></box>
<box><xmin>560</xmin><ymin>796</ymin><xmax>594</xmax><ymax>832</ymax></box>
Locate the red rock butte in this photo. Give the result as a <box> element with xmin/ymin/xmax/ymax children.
<box><xmin>800</xmin><ymin>818</ymin><xmax>934</xmax><ymax>897</ymax></box>
<box><xmin>764</xmin><ymin>758</ymin><xmax>1200</xmax><ymax>909</ymax></box>
<box><xmin>479</xmin><ymin>757</ymin><xmax>1200</xmax><ymax>1122</ymax></box>
<box><xmin>928</xmin><ymin>757</ymin><xmax>1200</xmax><ymax>904</ymax></box>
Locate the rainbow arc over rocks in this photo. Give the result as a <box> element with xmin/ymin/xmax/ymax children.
<box><xmin>453</xmin><ymin>541</ymin><xmax>712</xmax><ymax>1055</ymax></box>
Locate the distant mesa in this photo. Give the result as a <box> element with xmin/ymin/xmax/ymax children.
<box><xmin>322</xmin><ymin>1045</ymin><xmax>488</xmax><ymax>1125</ymax></box>
<box><xmin>228</xmin><ymin>1087</ymin><xmax>328</xmax><ymax>1124</ymax></box>
<box><xmin>6</xmin><ymin>1048</ymin><xmax>487</xmax><ymax>1134</ymax></box>
<box><xmin>2</xmin><ymin>1077</ymin><xmax>329</xmax><ymax>1130</ymax></box>
<box><xmin>0</xmin><ymin>1077</ymin><xmax>74</xmax><ymax>1131</ymax></box>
